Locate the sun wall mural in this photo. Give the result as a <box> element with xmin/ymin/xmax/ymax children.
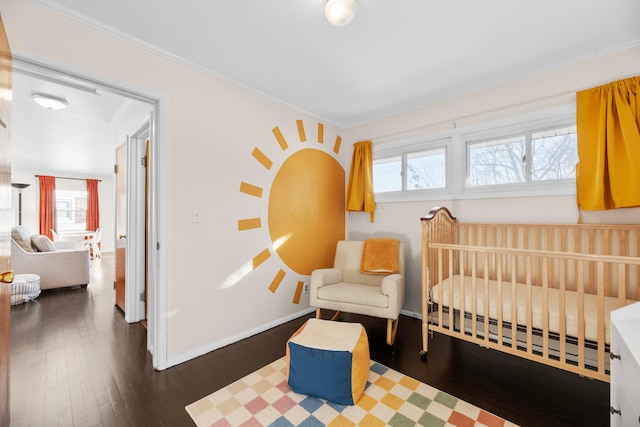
<box><xmin>238</xmin><ymin>120</ymin><xmax>345</xmax><ymax>304</ymax></box>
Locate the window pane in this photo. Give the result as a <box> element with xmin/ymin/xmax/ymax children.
<box><xmin>532</xmin><ymin>126</ymin><xmax>577</xmax><ymax>181</ymax></box>
<box><xmin>55</xmin><ymin>189</ymin><xmax>88</xmax><ymax>232</ymax></box>
<box><xmin>468</xmin><ymin>136</ymin><xmax>525</xmax><ymax>186</ymax></box>
<box><xmin>406</xmin><ymin>148</ymin><xmax>445</xmax><ymax>190</ymax></box>
<box><xmin>373</xmin><ymin>156</ymin><xmax>401</xmax><ymax>193</ymax></box>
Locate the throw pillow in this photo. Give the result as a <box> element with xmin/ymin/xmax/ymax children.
<box><xmin>11</xmin><ymin>226</ymin><xmax>35</xmax><ymax>252</ymax></box>
<box><xmin>31</xmin><ymin>235</ymin><xmax>56</xmax><ymax>252</ymax></box>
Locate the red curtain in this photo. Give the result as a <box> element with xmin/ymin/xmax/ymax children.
<box><xmin>38</xmin><ymin>176</ymin><xmax>56</xmax><ymax>240</ymax></box>
<box><xmin>86</xmin><ymin>179</ymin><xmax>100</xmax><ymax>231</ymax></box>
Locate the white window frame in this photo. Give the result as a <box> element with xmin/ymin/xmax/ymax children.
<box><xmin>374</xmin><ymin>137</ymin><xmax>451</xmax><ymax>202</ymax></box>
<box><xmin>373</xmin><ymin>104</ymin><xmax>577</xmax><ymax>202</ymax></box>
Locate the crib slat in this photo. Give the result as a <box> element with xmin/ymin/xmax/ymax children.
<box><xmin>577</xmin><ymin>261</ymin><xmax>585</xmax><ymax>369</ymax></box>
<box><xmin>471</xmin><ymin>251</ymin><xmax>477</xmax><ymax>339</ymax></box>
<box><xmin>511</xmin><ymin>254</ymin><xmax>517</xmax><ymax>350</ymax></box>
<box><xmin>460</xmin><ymin>251</ymin><xmax>466</xmax><ymax>337</ymax></box>
<box><xmin>559</xmin><ymin>257</ymin><xmax>567</xmax><ymax>364</ymax></box>
<box><xmin>597</xmin><ymin>262</ymin><xmax>605</xmax><ymax>375</ymax></box>
<box><xmin>497</xmin><ymin>256</ymin><xmax>503</xmax><ymax>345</ymax></box>
<box><xmin>448</xmin><ymin>249</ymin><xmax>454</xmax><ymax>332</ymax></box>
<box><xmin>483</xmin><ymin>254</ymin><xmax>489</xmax><ymax>343</ymax></box>
<box><xmin>542</xmin><ymin>257</ymin><xmax>549</xmax><ymax>359</ymax></box>
<box><xmin>438</xmin><ymin>248</ymin><xmax>444</xmax><ymax>329</ymax></box>
<box><xmin>526</xmin><ymin>257</ymin><xmax>533</xmax><ymax>355</ymax></box>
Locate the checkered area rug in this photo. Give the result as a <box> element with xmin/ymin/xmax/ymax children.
<box><xmin>185</xmin><ymin>357</ymin><xmax>518</xmax><ymax>427</ymax></box>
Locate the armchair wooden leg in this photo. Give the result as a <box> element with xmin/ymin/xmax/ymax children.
<box><xmin>316</xmin><ymin>308</ymin><xmax>341</xmax><ymax>321</ymax></box>
<box><xmin>386</xmin><ymin>318</ymin><xmax>399</xmax><ymax>345</ymax></box>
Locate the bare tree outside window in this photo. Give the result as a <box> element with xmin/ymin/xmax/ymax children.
<box><xmin>407</xmin><ymin>149</ymin><xmax>446</xmax><ymax>190</ymax></box>
<box><xmin>468</xmin><ymin>126</ymin><xmax>577</xmax><ymax>187</ymax></box>
<box><xmin>469</xmin><ymin>136</ymin><xmax>525</xmax><ymax>186</ymax></box>
<box><xmin>532</xmin><ymin>127</ymin><xmax>577</xmax><ymax>181</ymax></box>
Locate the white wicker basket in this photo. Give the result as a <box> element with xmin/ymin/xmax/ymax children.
<box><xmin>10</xmin><ymin>274</ymin><xmax>41</xmax><ymax>305</ymax></box>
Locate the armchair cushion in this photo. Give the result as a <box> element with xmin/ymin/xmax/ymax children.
<box><xmin>317</xmin><ymin>283</ymin><xmax>389</xmax><ymax>308</ymax></box>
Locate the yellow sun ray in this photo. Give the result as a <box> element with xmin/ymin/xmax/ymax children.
<box><xmin>238</xmin><ymin>218</ymin><xmax>261</xmax><ymax>231</ymax></box>
<box><xmin>239</xmin><ymin>120</ymin><xmax>344</xmax><ymax>305</ymax></box>
<box><xmin>296</xmin><ymin>119</ymin><xmax>306</xmax><ymax>142</ymax></box>
<box><xmin>240</xmin><ymin>182</ymin><xmax>263</xmax><ymax>198</ymax></box>
<box><xmin>333</xmin><ymin>135</ymin><xmax>342</xmax><ymax>154</ymax></box>
<box><xmin>272</xmin><ymin>126</ymin><xmax>288</xmax><ymax>150</ymax></box>
<box><xmin>293</xmin><ymin>281</ymin><xmax>304</xmax><ymax>304</ymax></box>
<box><xmin>252</xmin><ymin>249</ymin><xmax>271</xmax><ymax>269</ymax></box>
<box><xmin>269</xmin><ymin>269</ymin><xmax>286</xmax><ymax>293</ymax></box>
<box><xmin>252</xmin><ymin>147</ymin><xmax>273</xmax><ymax>170</ymax></box>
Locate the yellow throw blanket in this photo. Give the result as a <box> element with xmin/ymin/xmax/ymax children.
<box><xmin>360</xmin><ymin>239</ymin><xmax>399</xmax><ymax>274</ymax></box>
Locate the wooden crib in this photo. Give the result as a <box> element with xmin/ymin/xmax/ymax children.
<box><xmin>420</xmin><ymin>207</ymin><xmax>640</xmax><ymax>382</ymax></box>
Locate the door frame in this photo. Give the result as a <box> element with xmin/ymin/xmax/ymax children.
<box><xmin>12</xmin><ymin>55</ymin><xmax>168</xmax><ymax>370</ymax></box>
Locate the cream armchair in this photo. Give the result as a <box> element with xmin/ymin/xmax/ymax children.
<box><xmin>310</xmin><ymin>240</ymin><xmax>405</xmax><ymax>345</ymax></box>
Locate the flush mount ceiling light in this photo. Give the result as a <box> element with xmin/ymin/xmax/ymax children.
<box><xmin>31</xmin><ymin>93</ymin><xmax>68</xmax><ymax>110</ymax></box>
<box><xmin>325</xmin><ymin>0</ymin><xmax>358</xmax><ymax>26</ymax></box>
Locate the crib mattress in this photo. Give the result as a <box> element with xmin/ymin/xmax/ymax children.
<box><xmin>430</xmin><ymin>275</ymin><xmax>636</xmax><ymax>344</ymax></box>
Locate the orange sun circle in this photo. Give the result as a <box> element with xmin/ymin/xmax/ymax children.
<box><xmin>268</xmin><ymin>148</ymin><xmax>345</xmax><ymax>275</ymax></box>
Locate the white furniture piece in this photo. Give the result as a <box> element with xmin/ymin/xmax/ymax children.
<box><xmin>50</xmin><ymin>229</ymin><xmax>78</xmax><ymax>250</ymax></box>
<box><xmin>81</xmin><ymin>227</ymin><xmax>103</xmax><ymax>259</ymax></box>
<box><xmin>11</xmin><ymin>226</ymin><xmax>91</xmax><ymax>290</ymax></box>
<box><xmin>310</xmin><ymin>240</ymin><xmax>405</xmax><ymax>345</ymax></box>
<box><xmin>610</xmin><ymin>301</ymin><xmax>640</xmax><ymax>426</ymax></box>
<box><xmin>10</xmin><ymin>274</ymin><xmax>41</xmax><ymax>305</ymax></box>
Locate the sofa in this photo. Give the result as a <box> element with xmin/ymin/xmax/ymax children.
<box><xmin>11</xmin><ymin>226</ymin><xmax>91</xmax><ymax>290</ymax></box>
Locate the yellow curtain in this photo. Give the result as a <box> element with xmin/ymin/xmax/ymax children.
<box><xmin>346</xmin><ymin>140</ymin><xmax>376</xmax><ymax>222</ymax></box>
<box><xmin>576</xmin><ymin>76</ymin><xmax>640</xmax><ymax>211</ymax></box>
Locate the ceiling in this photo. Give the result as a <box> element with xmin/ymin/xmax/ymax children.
<box><xmin>12</xmin><ymin>70</ymin><xmax>140</xmax><ymax>178</ymax></box>
<box><xmin>11</xmin><ymin>0</ymin><xmax>640</xmax><ymax>178</ymax></box>
<box><xmin>28</xmin><ymin>0</ymin><xmax>640</xmax><ymax>128</ymax></box>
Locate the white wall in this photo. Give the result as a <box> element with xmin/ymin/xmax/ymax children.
<box><xmin>3</xmin><ymin>0</ymin><xmax>343</xmax><ymax>367</ymax></box>
<box><xmin>5</xmin><ymin>0</ymin><xmax>639</xmax><ymax>367</ymax></box>
<box><xmin>344</xmin><ymin>46</ymin><xmax>640</xmax><ymax>315</ymax></box>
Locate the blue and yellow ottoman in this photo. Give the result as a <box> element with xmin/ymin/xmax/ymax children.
<box><xmin>286</xmin><ymin>318</ymin><xmax>369</xmax><ymax>405</ymax></box>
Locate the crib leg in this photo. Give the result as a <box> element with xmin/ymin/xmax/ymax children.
<box><xmin>420</xmin><ymin>319</ymin><xmax>429</xmax><ymax>360</ymax></box>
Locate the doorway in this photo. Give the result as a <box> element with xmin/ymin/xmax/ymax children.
<box><xmin>10</xmin><ymin>56</ymin><xmax>163</xmax><ymax>367</ymax></box>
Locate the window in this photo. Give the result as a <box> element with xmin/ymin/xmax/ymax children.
<box><xmin>55</xmin><ymin>189</ymin><xmax>88</xmax><ymax>232</ymax></box>
<box><xmin>373</xmin><ymin>147</ymin><xmax>447</xmax><ymax>194</ymax></box>
<box><xmin>467</xmin><ymin>125</ymin><xmax>577</xmax><ymax>188</ymax></box>
<box><xmin>406</xmin><ymin>148</ymin><xmax>446</xmax><ymax>190</ymax></box>
<box><xmin>372</xmin><ymin>106</ymin><xmax>577</xmax><ymax>201</ymax></box>
<box><xmin>468</xmin><ymin>136</ymin><xmax>525</xmax><ymax>186</ymax></box>
<box><xmin>373</xmin><ymin>156</ymin><xmax>401</xmax><ymax>193</ymax></box>
<box><xmin>531</xmin><ymin>126</ymin><xmax>577</xmax><ymax>181</ymax></box>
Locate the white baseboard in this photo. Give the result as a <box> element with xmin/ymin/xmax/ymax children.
<box><xmin>166</xmin><ymin>308</ymin><xmax>316</xmax><ymax>369</ymax></box>
<box><xmin>400</xmin><ymin>308</ymin><xmax>422</xmax><ymax>320</ymax></box>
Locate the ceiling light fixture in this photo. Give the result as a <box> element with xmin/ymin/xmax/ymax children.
<box><xmin>325</xmin><ymin>0</ymin><xmax>358</xmax><ymax>26</ymax></box>
<box><xmin>31</xmin><ymin>93</ymin><xmax>68</xmax><ymax>110</ymax></box>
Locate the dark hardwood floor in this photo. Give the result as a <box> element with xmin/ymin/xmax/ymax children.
<box><xmin>10</xmin><ymin>253</ymin><xmax>609</xmax><ymax>426</ymax></box>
